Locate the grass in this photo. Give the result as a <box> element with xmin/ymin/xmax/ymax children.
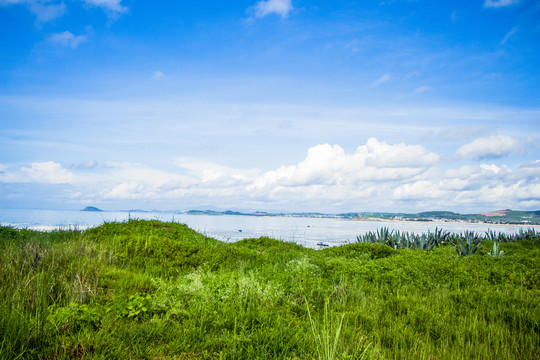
<box><xmin>0</xmin><ymin>220</ymin><xmax>539</xmax><ymax>359</ymax></box>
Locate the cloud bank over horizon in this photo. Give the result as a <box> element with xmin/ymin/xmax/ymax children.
<box><xmin>1</xmin><ymin>137</ymin><xmax>538</xmax><ymax>213</ymax></box>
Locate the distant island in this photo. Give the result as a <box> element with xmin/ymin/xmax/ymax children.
<box><xmin>182</xmin><ymin>209</ymin><xmax>540</xmax><ymax>225</ymax></box>
<box><xmin>81</xmin><ymin>206</ymin><xmax>103</xmax><ymax>212</ymax></box>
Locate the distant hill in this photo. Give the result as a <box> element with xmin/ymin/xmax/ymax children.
<box><xmin>81</xmin><ymin>206</ymin><xmax>103</xmax><ymax>212</ymax></box>
<box><xmin>353</xmin><ymin>209</ymin><xmax>540</xmax><ymax>225</ymax></box>
<box><xmin>180</xmin><ymin>208</ymin><xmax>540</xmax><ymax>225</ymax></box>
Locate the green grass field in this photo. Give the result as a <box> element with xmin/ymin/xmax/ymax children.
<box><xmin>1</xmin><ymin>220</ymin><xmax>539</xmax><ymax>359</ymax></box>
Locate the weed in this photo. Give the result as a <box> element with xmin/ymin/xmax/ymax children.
<box><xmin>305</xmin><ymin>298</ymin><xmax>345</xmax><ymax>360</ymax></box>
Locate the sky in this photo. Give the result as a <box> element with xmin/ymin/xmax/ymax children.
<box><xmin>0</xmin><ymin>0</ymin><xmax>539</xmax><ymax>213</ymax></box>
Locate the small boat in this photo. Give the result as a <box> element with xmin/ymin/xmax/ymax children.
<box><xmin>238</xmin><ymin>230</ymin><xmax>242</xmax><ymax>232</ymax></box>
<box><xmin>317</xmin><ymin>242</ymin><xmax>329</xmax><ymax>247</ymax></box>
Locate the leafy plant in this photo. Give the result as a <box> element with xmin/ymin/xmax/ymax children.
<box><xmin>487</xmin><ymin>242</ymin><xmax>505</xmax><ymax>258</ymax></box>
<box><xmin>48</xmin><ymin>302</ymin><xmax>101</xmax><ymax>333</ymax></box>
<box><xmin>451</xmin><ymin>231</ymin><xmax>483</xmax><ymax>256</ymax></box>
<box><xmin>357</xmin><ymin>227</ymin><xmax>439</xmax><ymax>251</ymax></box>
<box><xmin>428</xmin><ymin>227</ymin><xmax>451</xmax><ymax>246</ymax></box>
<box><xmin>122</xmin><ymin>293</ymin><xmax>152</xmax><ymax>319</ymax></box>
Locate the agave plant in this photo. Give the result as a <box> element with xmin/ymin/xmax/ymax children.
<box><xmin>413</xmin><ymin>233</ymin><xmax>435</xmax><ymax>251</ymax></box>
<box><xmin>428</xmin><ymin>227</ymin><xmax>450</xmax><ymax>247</ymax></box>
<box><xmin>487</xmin><ymin>242</ymin><xmax>505</xmax><ymax>257</ymax></box>
<box><xmin>516</xmin><ymin>228</ymin><xmax>539</xmax><ymax>241</ymax></box>
<box><xmin>356</xmin><ymin>231</ymin><xmax>377</xmax><ymax>244</ymax></box>
<box><xmin>395</xmin><ymin>232</ymin><xmax>412</xmax><ymax>250</ymax></box>
<box><xmin>452</xmin><ymin>231</ymin><xmax>483</xmax><ymax>256</ymax></box>
<box><xmin>485</xmin><ymin>230</ymin><xmax>509</xmax><ymax>243</ymax></box>
<box><xmin>385</xmin><ymin>234</ymin><xmax>400</xmax><ymax>249</ymax></box>
<box><xmin>357</xmin><ymin>228</ymin><xmax>439</xmax><ymax>250</ymax></box>
<box><xmin>377</xmin><ymin>227</ymin><xmax>394</xmax><ymax>245</ymax></box>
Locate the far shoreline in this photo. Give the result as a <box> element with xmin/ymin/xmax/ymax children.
<box><xmin>350</xmin><ymin>217</ymin><xmax>540</xmax><ymax>228</ymax></box>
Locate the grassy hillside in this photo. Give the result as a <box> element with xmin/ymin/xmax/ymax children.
<box><xmin>1</xmin><ymin>220</ymin><xmax>539</xmax><ymax>359</ymax></box>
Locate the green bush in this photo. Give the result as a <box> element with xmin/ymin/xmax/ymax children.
<box><xmin>323</xmin><ymin>242</ymin><xmax>397</xmax><ymax>259</ymax></box>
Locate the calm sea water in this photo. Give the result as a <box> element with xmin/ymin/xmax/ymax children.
<box><xmin>0</xmin><ymin>209</ymin><xmax>536</xmax><ymax>249</ymax></box>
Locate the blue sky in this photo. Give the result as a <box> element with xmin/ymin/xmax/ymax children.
<box><xmin>0</xmin><ymin>0</ymin><xmax>539</xmax><ymax>213</ymax></box>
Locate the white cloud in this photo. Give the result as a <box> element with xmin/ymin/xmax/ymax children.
<box><xmin>372</xmin><ymin>73</ymin><xmax>391</xmax><ymax>86</ymax></box>
<box><xmin>3</xmin><ymin>139</ymin><xmax>539</xmax><ymax>212</ymax></box>
<box><xmin>362</xmin><ymin>138</ymin><xmax>440</xmax><ymax>168</ymax></box>
<box><xmin>173</xmin><ymin>157</ymin><xmax>256</xmax><ymax>188</ymax></box>
<box><xmin>484</xmin><ymin>0</ymin><xmax>520</xmax><ymax>8</ymax></box>
<box><xmin>394</xmin><ymin>181</ymin><xmax>446</xmax><ymax>200</ymax></box>
<box><xmin>49</xmin><ymin>31</ymin><xmax>88</xmax><ymax>48</ymax></box>
<box><xmin>103</xmin><ymin>182</ymin><xmax>147</xmax><ymax>199</ymax></box>
<box><xmin>45</xmin><ymin>139</ymin><xmax>441</xmax><ymax>206</ymax></box>
<box><xmin>441</xmin><ymin>164</ymin><xmax>510</xmax><ymax>191</ymax></box>
<box><xmin>0</xmin><ymin>164</ymin><xmax>22</xmax><ymax>183</ymax></box>
<box><xmin>500</xmin><ymin>26</ymin><xmax>518</xmax><ymax>45</ymax></box>
<box><xmin>413</xmin><ymin>86</ymin><xmax>432</xmax><ymax>94</ymax></box>
<box><xmin>392</xmin><ymin>160</ymin><xmax>539</xmax><ymax>209</ymax></box>
<box><xmin>83</xmin><ymin>0</ymin><xmax>127</xmax><ymax>13</ymax></box>
<box><xmin>20</xmin><ymin>161</ymin><xmax>74</xmax><ymax>184</ymax></box>
<box><xmin>0</xmin><ymin>0</ymin><xmax>67</xmax><ymax>22</ymax></box>
<box><xmin>0</xmin><ymin>0</ymin><xmax>127</xmax><ymax>21</ymax></box>
<box><xmin>455</xmin><ymin>135</ymin><xmax>520</xmax><ymax>160</ymax></box>
<box><xmin>247</xmin><ymin>139</ymin><xmax>440</xmax><ymax>192</ymax></box>
<box><xmin>76</xmin><ymin>159</ymin><xmax>98</xmax><ymax>170</ymax></box>
<box><xmin>29</xmin><ymin>1</ymin><xmax>66</xmax><ymax>22</ymax></box>
<box><xmin>250</xmin><ymin>0</ymin><xmax>293</xmax><ymax>19</ymax></box>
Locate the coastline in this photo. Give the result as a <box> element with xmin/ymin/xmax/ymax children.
<box><xmin>350</xmin><ymin>217</ymin><xmax>540</xmax><ymax>227</ymax></box>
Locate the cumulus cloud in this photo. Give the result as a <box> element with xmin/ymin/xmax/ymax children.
<box><xmin>441</xmin><ymin>164</ymin><xmax>510</xmax><ymax>191</ymax></box>
<box><xmin>250</xmin><ymin>0</ymin><xmax>293</xmax><ymax>19</ymax></box>
<box><xmin>173</xmin><ymin>157</ymin><xmax>255</xmax><ymax>188</ymax></box>
<box><xmin>393</xmin><ymin>181</ymin><xmax>445</xmax><ymax>200</ymax></box>
<box><xmin>37</xmin><ymin>139</ymin><xmax>440</xmax><ymax>206</ymax></box>
<box><xmin>3</xmin><ymin>139</ymin><xmax>539</xmax><ymax>212</ymax></box>
<box><xmin>167</xmin><ymin>141</ymin><xmax>537</xmax><ymax>210</ymax></box>
<box><xmin>103</xmin><ymin>182</ymin><xmax>147</xmax><ymax>199</ymax></box>
<box><xmin>392</xmin><ymin>161</ymin><xmax>539</xmax><ymax>210</ymax></box>
<box><xmin>484</xmin><ymin>0</ymin><xmax>520</xmax><ymax>8</ymax></box>
<box><xmin>247</xmin><ymin>139</ymin><xmax>440</xmax><ymax>192</ymax></box>
<box><xmin>20</xmin><ymin>161</ymin><xmax>74</xmax><ymax>184</ymax></box>
<box><xmin>49</xmin><ymin>31</ymin><xmax>88</xmax><ymax>48</ymax></box>
<box><xmin>455</xmin><ymin>135</ymin><xmax>520</xmax><ymax>160</ymax></box>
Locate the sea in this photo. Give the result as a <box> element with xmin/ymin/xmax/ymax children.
<box><xmin>1</xmin><ymin>209</ymin><xmax>537</xmax><ymax>249</ymax></box>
